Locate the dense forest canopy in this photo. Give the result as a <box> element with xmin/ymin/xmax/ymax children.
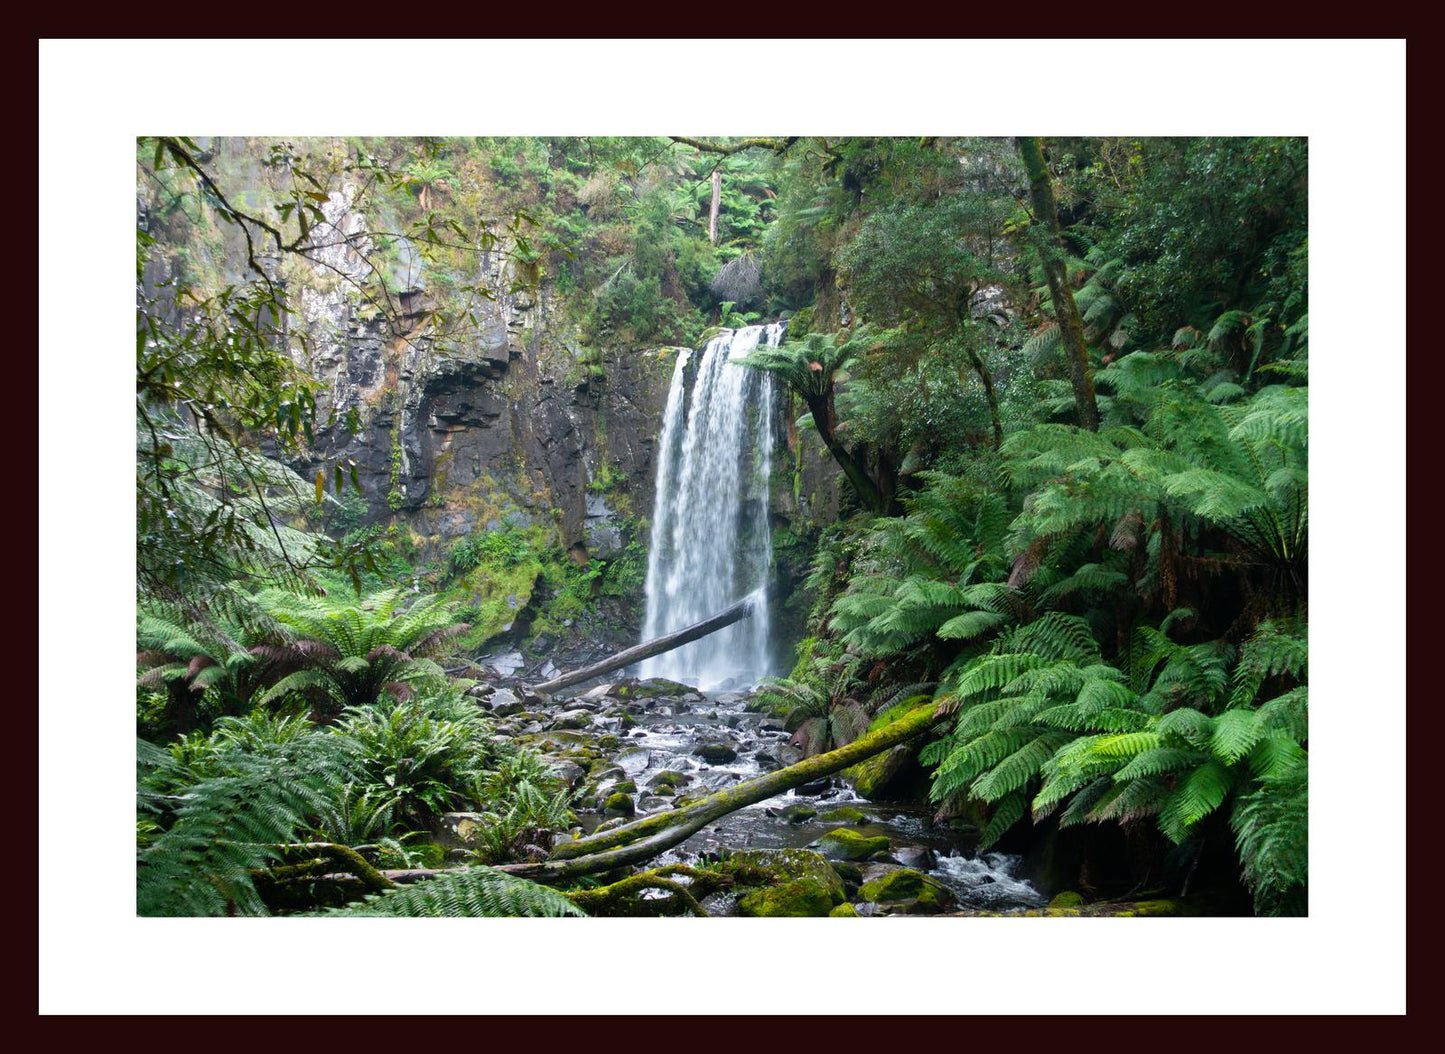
<box><xmin>133</xmin><ymin>134</ymin><xmax>1308</xmax><ymax>919</ymax></box>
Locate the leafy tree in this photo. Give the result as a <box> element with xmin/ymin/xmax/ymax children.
<box><xmin>1017</xmin><ymin>136</ymin><xmax>1100</xmax><ymax>431</ymax></box>
<box><xmin>837</xmin><ymin>189</ymin><xmax>1017</xmax><ymax>449</ymax></box>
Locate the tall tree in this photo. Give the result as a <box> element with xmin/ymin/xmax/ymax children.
<box><xmin>1017</xmin><ymin>136</ymin><xmax>1099</xmax><ymax>432</ymax></box>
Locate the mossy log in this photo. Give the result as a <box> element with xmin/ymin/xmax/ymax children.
<box><xmin>267</xmin><ymin>842</ymin><xmax>397</xmax><ymax>893</ymax></box>
<box><xmin>493</xmin><ymin>702</ymin><xmax>946</xmax><ymax>883</ymax></box>
<box><xmin>565</xmin><ymin>865</ymin><xmax>722</xmax><ymax>916</ymax></box>
<box><xmin>532</xmin><ymin>596</ymin><xmax>753</xmax><ymax>694</ymax></box>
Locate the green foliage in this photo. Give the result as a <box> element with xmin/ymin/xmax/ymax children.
<box><xmin>136</xmin><ymin>586</ymin><xmax>287</xmax><ymax>735</ymax></box>
<box><xmin>331</xmin><ymin>693</ymin><xmax>497</xmax><ymax>828</ymax></box>
<box><xmin>136</xmin><ymin>683</ymin><xmax>576</xmax><ymax>915</ymax></box>
<box><xmin>136</xmin><ymin>732</ymin><xmax>343</xmax><ymax>916</ymax></box>
<box><xmin>920</xmin><ymin>615</ymin><xmax>1307</xmax><ymax>914</ymax></box>
<box><xmin>252</xmin><ymin>587</ymin><xmax>467</xmax><ymax>717</ymax></box>
<box><xmin>321</xmin><ymin>866</ymin><xmax>583</xmax><ymax>917</ymax></box>
<box><xmin>828</xmin><ymin>472</ymin><xmax>1015</xmax><ymax>660</ymax></box>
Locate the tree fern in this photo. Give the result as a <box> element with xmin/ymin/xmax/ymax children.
<box><xmin>252</xmin><ymin>588</ymin><xmax>467</xmax><ymax>716</ymax></box>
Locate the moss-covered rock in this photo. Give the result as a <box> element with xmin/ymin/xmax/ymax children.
<box><xmin>602</xmin><ymin>792</ymin><xmax>635</xmax><ymax>817</ymax></box>
<box><xmin>647</xmin><ymin>770</ymin><xmax>690</xmax><ymax>790</ymax></box>
<box><xmin>779</xmin><ymin>803</ymin><xmax>817</xmax><ymax>824</ymax></box>
<box><xmin>846</xmin><ymin>743</ymin><xmax>924</xmax><ymax>801</ymax></box>
<box><xmin>611</xmin><ymin>780</ymin><xmax>637</xmax><ymax>794</ymax></box>
<box><xmin>613</xmin><ymin>678</ymin><xmax>692</xmax><ymax>699</ymax></box>
<box><xmin>723</xmin><ymin>848</ymin><xmax>847</xmax><ymax>918</ymax></box>
<box><xmin>813</xmin><ymin>827</ymin><xmax>890</xmax><ymax>862</ymax></box>
<box><xmin>693</xmin><ymin>739</ymin><xmax>739</xmax><ymax>764</ymax></box>
<box><xmin>1049</xmin><ymin>890</ymin><xmax>1085</xmax><ymax>908</ymax></box>
<box><xmin>857</xmin><ymin>867</ymin><xmax>953</xmax><ymax>914</ymax></box>
<box><xmin>829</xmin><ymin>902</ymin><xmax>860</xmax><ymax>917</ymax></box>
<box><xmin>820</xmin><ymin>805</ymin><xmax>868</xmax><ymax>824</ymax></box>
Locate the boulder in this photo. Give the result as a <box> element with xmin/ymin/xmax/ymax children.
<box><xmin>487</xmin><ymin>688</ymin><xmax>523</xmax><ymax>716</ymax></box>
<box><xmin>812</xmin><ymin>828</ymin><xmax>890</xmax><ymax>862</ymax></box>
<box><xmin>725</xmin><ymin>849</ymin><xmax>847</xmax><ymax>918</ymax></box>
<box><xmin>779</xmin><ymin>803</ymin><xmax>818</xmax><ymax>825</ymax></box>
<box><xmin>857</xmin><ymin>867</ymin><xmax>955</xmax><ymax>915</ymax></box>
<box><xmin>846</xmin><ymin>743</ymin><xmax>926</xmax><ymax>801</ymax></box>
<box><xmin>890</xmin><ymin>845</ymin><xmax>937</xmax><ymax>871</ymax></box>
<box><xmin>547</xmin><ymin>760</ymin><xmax>586</xmax><ymax>788</ymax></box>
<box><xmin>647</xmin><ymin>770</ymin><xmax>691</xmax><ymax>791</ymax></box>
<box><xmin>693</xmin><ymin>739</ymin><xmax>739</xmax><ymax>765</ymax></box>
<box><xmin>602</xmin><ymin>792</ymin><xmax>635</xmax><ymax>817</ymax></box>
<box><xmin>552</xmin><ymin>708</ymin><xmax>594</xmax><ymax>730</ymax></box>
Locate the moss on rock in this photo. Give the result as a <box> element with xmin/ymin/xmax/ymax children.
<box><xmin>602</xmin><ymin>792</ymin><xmax>635</xmax><ymax>816</ymax></box>
<box><xmin>723</xmin><ymin>848</ymin><xmax>847</xmax><ymax>918</ymax></box>
<box><xmin>813</xmin><ymin>827</ymin><xmax>890</xmax><ymax>862</ymax></box>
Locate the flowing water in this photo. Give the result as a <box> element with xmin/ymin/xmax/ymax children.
<box><xmin>638</xmin><ymin>323</ymin><xmax>782</xmax><ymax>690</ymax></box>
<box><xmin>588</xmin><ymin>685</ymin><xmax>1047</xmax><ymax>913</ymax></box>
<box><xmin>616</xmin><ymin>321</ymin><xmax>1044</xmax><ymax>912</ymax></box>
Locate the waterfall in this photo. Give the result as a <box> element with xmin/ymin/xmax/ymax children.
<box><xmin>638</xmin><ymin>322</ymin><xmax>783</xmax><ymax>690</ymax></box>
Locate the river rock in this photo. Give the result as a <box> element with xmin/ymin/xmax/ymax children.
<box><xmin>552</xmin><ymin>708</ymin><xmax>594</xmax><ymax>730</ymax></box>
<box><xmin>779</xmin><ymin>803</ymin><xmax>818</xmax><ymax>824</ymax></box>
<box><xmin>485</xmin><ymin>650</ymin><xmax>526</xmax><ymax>677</ymax></box>
<box><xmin>812</xmin><ymin>828</ymin><xmax>890</xmax><ymax>862</ymax></box>
<box><xmin>647</xmin><ymin>770</ymin><xmax>691</xmax><ymax>791</ymax></box>
<box><xmin>857</xmin><ymin>867</ymin><xmax>954</xmax><ymax>914</ymax></box>
<box><xmin>487</xmin><ymin>688</ymin><xmax>523</xmax><ymax>715</ymax></box>
<box><xmin>693</xmin><ymin>739</ymin><xmax>739</xmax><ymax>764</ymax></box>
<box><xmin>602</xmin><ymin>791</ymin><xmax>635</xmax><ymax>817</ymax></box>
<box><xmin>437</xmin><ymin>812</ymin><xmax>486</xmax><ymax>843</ymax></box>
<box><xmin>725</xmin><ymin>849</ymin><xmax>847</xmax><ymax>918</ymax></box>
<box><xmin>547</xmin><ymin>760</ymin><xmax>586</xmax><ymax>788</ymax></box>
<box><xmin>890</xmin><ymin>845</ymin><xmax>937</xmax><ymax>871</ymax></box>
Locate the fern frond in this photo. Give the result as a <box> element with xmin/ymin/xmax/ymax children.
<box><xmin>323</xmin><ymin>866</ymin><xmax>584</xmax><ymax>917</ymax></box>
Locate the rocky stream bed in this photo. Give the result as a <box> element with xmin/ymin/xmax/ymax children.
<box><xmin>449</xmin><ymin>672</ymin><xmax>1054</xmax><ymax>916</ymax></box>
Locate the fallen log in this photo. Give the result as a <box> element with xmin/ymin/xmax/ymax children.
<box><xmin>531</xmin><ymin>594</ymin><xmax>756</xmax><ymax>694</ymax></box>
<box><xmin>491</xmin><ymin>701</ymin><xmax>947</xmax><ymax>883</ymax></box>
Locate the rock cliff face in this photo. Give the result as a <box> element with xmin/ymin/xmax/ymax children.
<box><xmin>287</xmin><ymin>187</ymin><xmax>685</xmax><ymax>568</ymax></box>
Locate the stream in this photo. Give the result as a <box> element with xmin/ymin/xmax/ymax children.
<box><xmin>551</xmin><ymin>679</ymin><xmax>1047</xmax><ymax>914</ymax></box>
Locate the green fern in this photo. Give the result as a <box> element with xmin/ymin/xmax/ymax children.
<box><xmin>321</xmin><ymin>866</ymin><xmax>584</xmax><ymax>917</ymax></box>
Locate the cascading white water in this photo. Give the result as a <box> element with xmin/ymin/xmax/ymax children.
<box><xmin>638</xmin><ymin>323</ymin><xmax>783</xmax><ymax>690</ymax></box>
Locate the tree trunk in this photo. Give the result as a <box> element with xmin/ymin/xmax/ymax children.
<box><xmin>492</xmin><ymin>702</ymin><xmax>946</xmax><ymax>882</ymax></box>
<box><xmin>963</xmin><ymin>343</ymin><xmax>1004</xmax><ymax>450</ymax></box>
<box><xmin>532</xmin><ymin>596</ymin><xmax>754</xmax><ymax>694</ymax></box>
<box><xmin>1017</xmin><ymin>136</ymin><xmax>1099</xmax><ymax>432</ymax></box>
<box><xmin>708</xmin><ymin>169</ymin><xmax>722</xmax><ymax>246</ymax></box>
<box><xmin>806</xmin><ymin>392</ymin><xmax>891</xmax><ymax>515</ymax></box>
